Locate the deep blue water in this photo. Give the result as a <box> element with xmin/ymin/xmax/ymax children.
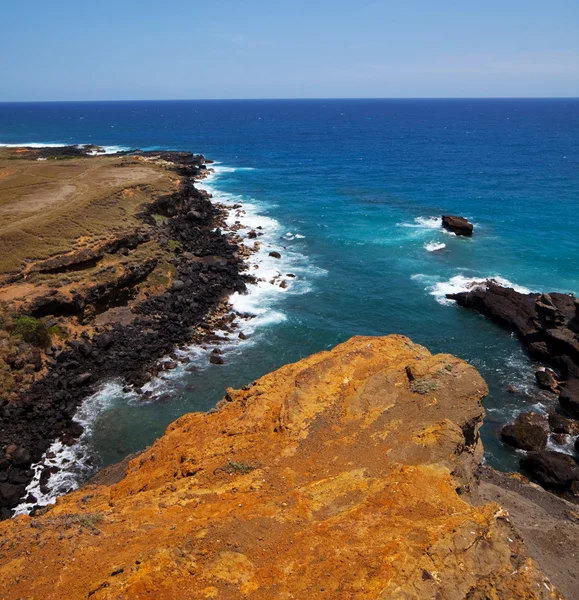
<box><xmin>1</xmin><ymin>99</ymin><xmax>578</xmax><ymax>492</ymax></box>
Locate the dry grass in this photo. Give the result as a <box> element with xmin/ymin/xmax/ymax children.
<box><xmin>0</xmin><ymin>153</ymin><xmax>179</xmax><ymax>273</ymax></box>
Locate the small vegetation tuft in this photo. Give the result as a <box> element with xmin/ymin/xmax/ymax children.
<box><xmin>222</xmin><ymin>461</ymin><xmax>256</xmax><ymax>475</ymax></box>
<box><xmin>410</xmin><ymin>379</ymin><xmax>440</xmax><ymax>395</ymax></box>
<box><xmin>32</xmin><ymin>512</ymin><xmax>105</xmax><ymax>534</ymax></box>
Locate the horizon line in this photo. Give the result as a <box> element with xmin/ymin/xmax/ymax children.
<box><xmin>1</xmin><ymin>96</ymin><xmax>578</xmax><ymax>104</ymax></box>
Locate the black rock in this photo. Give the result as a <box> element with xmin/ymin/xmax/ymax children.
<box><xmin>520</xmin><ymin>450</ymin><xmax>579</xmax><ymax>493</ymax></box>
<box><xmin>269</xmin><ymin>251</ymin><xmax>281</xmax><ymax>259</ymax></box>
<box><xmin>500</xmin><ymin>412</ymin><xmax>548</xmax><ymax>451</ymax></box>
<box><xmin>535</xmin><ymin>368</ymin><xmax>559</xmax><ymax>392</ymax></box>
<box><xmin>560</xmin><ymin>379</ymin><xmax>579</xmax><ymax>419</ymax></box>
<box><xmin>442</xmin><ymin>215</ymin><xmax>473</xmax><ymax>236</ymax></box>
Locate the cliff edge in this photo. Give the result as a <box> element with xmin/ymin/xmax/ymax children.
<box><xmin>0</xmin><ymin>336</ymin><xmax>562</xmax><ymax>598</ymax></box>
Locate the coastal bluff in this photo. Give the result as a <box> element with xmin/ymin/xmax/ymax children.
<box><xmin>0</xmin><ymin>336</ymin><xmax>561</xmax><ymax>599</ymax></box>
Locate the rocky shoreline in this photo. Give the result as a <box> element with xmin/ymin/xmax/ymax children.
<box><xmin>0</xmin><ymin>149</ymin><xmax>258</xmax><ymax>517</ymax></box>
<box><xmin>448</xmin><ymin>281</ymin><xmax>579</xmax><ymax>500</ymax></box>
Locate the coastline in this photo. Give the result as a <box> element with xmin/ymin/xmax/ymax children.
<box><xmin>0</xmin><ymin>146</ymin><xmax>272</xmax><ymax>517</ymax></box>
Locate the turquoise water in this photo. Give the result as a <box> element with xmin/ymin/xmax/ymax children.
<box><xmin>1</xmin><ymin>99</ymin><xmax>578</xmax><ymax>489</ymax></box>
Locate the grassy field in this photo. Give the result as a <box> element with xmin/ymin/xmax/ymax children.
<box><xmin>0</xmin><ymin>150</ymin><xmax>179</xmax><ymax>274</ymax></box>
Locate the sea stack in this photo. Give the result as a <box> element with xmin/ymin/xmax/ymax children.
<box><xmin>442</xmin><ymin>215</ymin><xmax>474</xmax><ymax>236</ymax></box>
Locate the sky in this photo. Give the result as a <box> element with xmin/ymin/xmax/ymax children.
<box><xmin>1</xmin><ymin>0</ymin><xmax>578</xmax><ymax>101</ymax></box>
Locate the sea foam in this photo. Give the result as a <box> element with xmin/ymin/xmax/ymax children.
<box><xmin>412</xmin><ymin>273</ymin><xmax>533</xmax><ymax>306</ymax></box>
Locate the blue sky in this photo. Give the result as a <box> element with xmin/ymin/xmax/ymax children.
<box><xmin>1</xmin><ymin>0</ymin><xmax>577</xmax><ymax>100</ymax></box>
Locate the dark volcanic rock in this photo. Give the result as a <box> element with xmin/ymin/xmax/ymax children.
<box><xmin>548</xmin><ymin>411</ymin><xmax>579</xmax><ymax>435</ymax></box>
<box><xmin>520</xmin><ymin>451</ymin><xmax>579</xmax><ymax>495</ymax></box>
<box><xmin>448</xmin><ymin>283</ymin><xmax>579</xmax><ymax>381</ymax></box>
<box><xmin>535</xmin><ymin>368</ymin><xmax>560</xmax><ymax>392</ymax></box>
<box><xmin>32</xmin><ymin>248</ymin><xmax>104</xmax><ymax>274</ymax></box>
<box><xmin>442</xmin><ymin>215</ymin><xmax>473</xmax><ymax>236</ymax></box>
<box><xmin>449</xmin><ymin>281</ymin><xmax>579</xmax><ymax>496</ymax></box>
<box><xmin>559</xmin><ymin>378</ymin><xmax>579</xmax><ymax>419</ymax></box>
<box><xmin>500</xmin><ymin>412</ymin><xmax>549</xmax><ymax>451</ymax></box>
<box><xmin>269</xmin><ymin>251</ymin><xmax>281</xmax><ymax>259</ymax></box>
<box><xmin>0</xmin><ymin>153</ymin><xmax>251</xmax><ymax>516</ymax></box>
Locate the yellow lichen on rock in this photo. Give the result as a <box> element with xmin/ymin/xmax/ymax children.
<box><xmin>0</xmin><ymin>335</ymin><xmax>563</xmax><ymax>598</ymax></box>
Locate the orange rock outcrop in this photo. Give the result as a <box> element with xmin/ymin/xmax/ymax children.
<box><xmin>0</xmin><ymin>335</ymin><xmax>562</xmax><ymax>599</ymax></box>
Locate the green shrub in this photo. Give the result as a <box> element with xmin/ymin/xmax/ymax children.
<box><xmin>13</xmin><ymin>316</ymin><xmax>50</xmax><ymax>347</ymax></box>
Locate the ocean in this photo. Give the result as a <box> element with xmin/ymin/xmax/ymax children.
<box><xmin>1</xmin><ymin>99</ymin><xmax>578</xmax><ymax>505</ymax></box>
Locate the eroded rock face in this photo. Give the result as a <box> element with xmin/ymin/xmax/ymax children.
<box><xmin>0</xmin><ymin>336</ymin><xmax>561</xmax><ymax>599</ymax></box>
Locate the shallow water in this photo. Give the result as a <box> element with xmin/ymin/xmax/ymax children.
<box><xmin>1</xmin><ymin>99</ymin><xmax>578</xmax><ymax>506</ymax></box>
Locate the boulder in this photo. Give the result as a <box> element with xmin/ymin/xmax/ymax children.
<box><xmin>170</xmin><ymin>280</ymin><xmax>185</xmax><ymax>292</ymax></box>
<box><xmin>520</xmin><ymin>450</ymin><xmax>579</xmax><ymax>493</ymax></box>
<box><xmin>11</xmin><ymin>447</ymin><xmax>31</xmax><ymax>467</ymax></box>
<box><xmin>535</xmin><ymin>368</ymin><xmax>559</xmax><ymax>392</ymax></box>
<box><xmin>268</xmin><ymin>251</ymin><xmax>281</xmax><ymax>259</ymax></box>
<box><xmin>559</xmin><ymin>378</ymin><xmax>579</xmax><ymax>419</ymax></box>
<box><xmin>548</xmin><ymin>411</ymin><xmax>579</xmax><ymax>435</ymax></box>
<box><xmin>500</xmin><ymin>412</ymin><xmax>549</xmax><ymax>451</ymax></box>
<box><xmin>0</xmin><ymin>482</ymin><xmax>24</xmax><ymax>507</ymax></box>
<box><xmin>442</xmin><ymin>215</ymin><xmax>473</xmax><ymax>236</ymax></box>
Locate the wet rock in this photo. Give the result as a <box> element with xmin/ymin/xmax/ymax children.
<box><xmin>500</xmin><ymin>412</ymin><xmax>548</xmax><ymax>451</ymax></box>
<box><xmin>520</xmin><ymin>450</ymin><xmax>579</xmax><ymax>494</ymax></box>
<box><xmin>548</xmin><ymin>411</ymin><xmax>579</xmax><ymax>435</ymax></box>
<box><xmin>268</xmin><ymin>251</ymin><xmax>281</xmax><ymax>259</ymax></box>
<box><xmin>209</xmin><ymin>354</ymin><xmax>224</xmax><ymax>365</ymax></box>
<box><xmin>442</xmin><ymin>215</ymin><xmax>473</xmax><ymax>236</ymax></box>
<box><xmin>535</xmin><ymin>368</ymin><xmax>560</xmax><ymax>392</ymax></box>
<box><xmin>551</xmin><ymin>433</ymin><xmax>567</xmax><ymax>446</ymax></box>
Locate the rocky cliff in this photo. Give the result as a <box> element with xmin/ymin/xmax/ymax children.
<box><xmin>0</xmin><ymin>336</ymin><xmax>562</xmax><ymax>599</ymax></box>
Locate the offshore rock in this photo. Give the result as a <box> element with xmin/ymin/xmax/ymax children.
<box><xmin>442</xmin><ymin>215</ymin><xmax>474</xmax><ymax>236</ymax></box>
<box><xmin>0</xmin><ymin>336</ymin><xmax>561</xmax><ymax>599</ymax></box>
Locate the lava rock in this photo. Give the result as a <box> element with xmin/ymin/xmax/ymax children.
<box><xmin>559</xmin><ymin>379</ymin><xmax>579</xmax><ymax>419</ymax></box>
<box><xmin>535</xmin><ymin>368</ymin><xmax>559</xmax><ymax>392</ymax></box>
<box><xmin>500</xmin><ymin>412</ymin><xmax>548</xmax><ymax>451</ymax></box>
<box><xmin>548</xmin><ymin>411</ymin><xmax>579</xmax><ymax>435</ymax></box>
<box><xmin>520</xmin><ymin>450</ymin><xmax>579</xmax><ymax>493</ymax></box>
<box><xmin>268</xmin><ymin>251</ymin><xmax>281</xmax><ymax>259</ymax></box>
<box><xmin>442</xmin><ymin>215</ymin><xmax>473</xmax><ymax>236</ymax></box>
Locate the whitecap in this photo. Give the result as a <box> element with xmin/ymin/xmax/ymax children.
<box><xmin>398</xmin><ymin>216</ymin><xmax>442</xmax><ymax>229</ymax></box>
<box><xmin>424</xmin><ymin>241</ymin><xmax>446</xmax><ymax>252</ymax></box>
<box><xmin>13</xmin><ymin>381</ymin><xmax>131</xmax><ymax>515</ymax></box>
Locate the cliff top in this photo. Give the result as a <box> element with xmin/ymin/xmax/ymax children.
<box><xmin>0</xmin><ymin>335</ymin><xmax>562</xmax><ymax>599</ymax></box>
